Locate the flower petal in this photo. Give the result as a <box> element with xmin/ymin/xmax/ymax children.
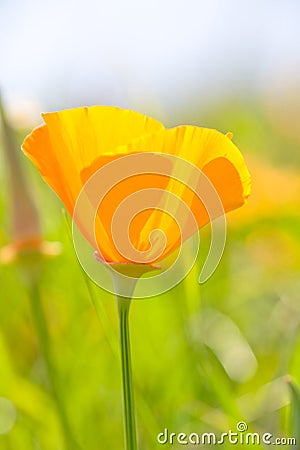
<box><xmin>22</xmin><ymin>108</ymin><xmax>251</xmax><ymax>265</ymax></box>
<box><xmin>120</xmin><ymin>126</ymin><xmax>251</xmax><ymax>260</ymax></box>
<box><xmin>22</xmin><ymin>106</ymin><xmax>164</xmax><ymax>215</ymax></box>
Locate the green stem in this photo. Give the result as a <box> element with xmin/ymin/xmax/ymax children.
<box><xmin>84</xmin><ymin>277</ymin><xmax>160</xmax><ymax>444</ymax></box>
<box><xmin>29</xmin><ymin>282</ymin><xmax>81</xmax><ymax>450</ymax></box>
<box><xmin>117</xmin><ymin>295</ymin><xmax>138</xmax><ymax>450</ymax></box>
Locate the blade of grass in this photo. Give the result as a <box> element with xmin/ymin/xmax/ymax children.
<box><xmin>286</xmin><ymin>376</ymin><xmax>300</xmax><ymax>445</ymax></box>
<box><xmin>29</xmin><ymin>280</ymin><xmax>81</xmax><ymax>450</ymax></box>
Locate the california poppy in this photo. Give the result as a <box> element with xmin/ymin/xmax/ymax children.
<box><xmin>21</xmin><ymin>106</ymin><xmax>251</xmax><ymax>450</ymax></box>
<box><xmin>22</xmin><ymin>106</ymin><xmax>251</xmax><ymax>267</ymax></box>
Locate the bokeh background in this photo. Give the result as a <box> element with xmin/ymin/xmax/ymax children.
<box><xmin>1</xmin><ymin>0</ymin><xmax>300</xmax><ymax>448</ymax></box>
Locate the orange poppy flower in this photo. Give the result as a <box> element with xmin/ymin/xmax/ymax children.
<box><xmin>22</xmin><ymin>106</ymin><xmax>251</xmax><ymax>266</ymax></box>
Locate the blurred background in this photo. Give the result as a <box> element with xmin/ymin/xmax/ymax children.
<box><xmin>1</xmin><ymin>0</ymin><xmax>300</xmax><ymax>448</ymax></box>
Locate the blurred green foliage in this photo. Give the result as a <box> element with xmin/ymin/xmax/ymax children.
<box><xmin>0</xmin><ymin>98</ymin><xmax>300</xmax><ymax>449</ymax></box>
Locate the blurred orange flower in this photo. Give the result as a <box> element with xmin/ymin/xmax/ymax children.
<box><xmin>22</xmin><ymin>106</ymin><xmax>251</xmax><ymax>264</ymax></box>
<box><xmin>227</xmin><ymin>156</ymin><xmax>300</xmax><ymax>227</ymax></box>
<box><xmin>0</xmin><ymin>95</ymin><xmax>61</xmax><ymax>264</ymax></box>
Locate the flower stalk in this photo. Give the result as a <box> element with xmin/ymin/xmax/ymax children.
<box><xmin>0</xmin><ymin>95</ymin><xmax>74</xmax><ymax>448</ymax></box>
<box><xmin>0</xmin><ymin>93</ymin><xmax>41</xmax><ymax>245</ymax></box>
<box><xmin>0</xmin><ymin>93</ymin><xmax>61</xmax><ymax>263</ymax></box>
<box><xmin>110</xmin><ymin>270</ymin><xmax>138</xmax><ymax>450</ymax></box>
<box><xmin>117</xmin><ymin>295</ymin><xmax>138</xmax><ymax>450</ymax></box>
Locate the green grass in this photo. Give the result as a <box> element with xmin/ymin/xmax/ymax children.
<box><xmin>0</xmin><ymin>101</ymin><xmax>299</xmax><ymax>449</ymax></box>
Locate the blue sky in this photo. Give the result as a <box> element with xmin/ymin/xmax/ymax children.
<box><xmin>1</xmin><ymin>0</ymin><xmax>300</xmax><ymax>119</ymax></box>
